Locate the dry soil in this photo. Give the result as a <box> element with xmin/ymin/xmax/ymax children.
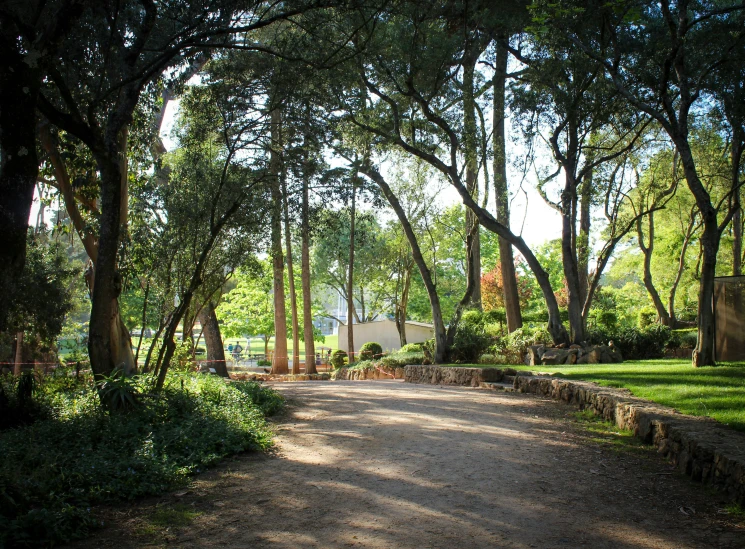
<box><xmin>71</xmin><ymin>380</ymin><xmax>745</xmax><ymax>548</ymax></box>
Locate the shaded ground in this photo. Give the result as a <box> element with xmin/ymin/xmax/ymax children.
<box><xmin>70</xmin><ymin>381</ymin><xmax>745</xmax><ymax>548</ymax></box>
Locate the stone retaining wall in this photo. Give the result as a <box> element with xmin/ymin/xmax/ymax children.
<box><xmin>404</xmin><ymin>365</ymin><xmax>514</xmax><ymax>386</ymax></box>
<box><xmin>231</xmin><ymin>373</ymin><xmax>332</xmax><ymax>382</ymax></box>
<box><xmin>333</xmin><ymin>366</ymin><xmax>405</xmax><ymax>381</ymax></box>
<box><xmin>514</xmin><ymin>375</ymin><xmax>745</xmax><ymax>504</ymax></box>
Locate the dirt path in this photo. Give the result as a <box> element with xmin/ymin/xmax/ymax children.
<box><xmin>77</xmin><ymin>381</ymin><xmax>745</xmax><ymax>548</ymax></box>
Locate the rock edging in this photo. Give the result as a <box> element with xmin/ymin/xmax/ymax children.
<box><xmin>231</xmin><ymin>373</ymin><xmax>332</xmax><ymax>382</ymax></box>
<box><xmin>333</xmin><ymin>366</ymin><xmax>405</xmax><ymax>380</ymax></box>
<box><xmin>404</xmin><ymin>365</ymin><xmax>525</xmax><ymax>387</ymax></box>
<box><xmin>514</xmin><ymin>375</ymin><xmax>745</xmax><ymax>504</ymax></box>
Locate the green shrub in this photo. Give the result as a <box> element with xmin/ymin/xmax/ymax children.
<box><xmin>257</xmin><ymin>359</ymin><xmax>271</xmax><ymax>367</ymax></box>
<box><xmin>399</xmin><ymin>343</ymin><xmax>423</xmax><ymax>353</ymax></box>
<box><xmin>522</xmin><ymin>309</ymin><xmax>570</xmax><ymax>323</ymax></box>
<box><xmin>637</xmin><ymin>307</ymin><xmax>657</xmax><ymax>329</ymax></box>
<box><xmin>670</xmin><ymin>329</ymin><xmax>697</xmax><ymax>349</ymax></box>
<box><xmin>448</xmin><ymin>310</ymin><xmax>492</xmax><ymax>363</ymax></box>
<box><xmin>0</xmin><ymin>372</ymin><xmax>281</xmax><ymax>547</ymax></box>
<box><xmin>380</xmin><ymin>352</ymin><xmax>426</xmax><ymax>368</ymax></box>
<box><xmin>596</xmin><ymin>310</ymin><xmax>618</xmax><ymax>330</ymax></box>
<box><xmin>359</xmin><ymin>342</ymin><xmax>383</xmax><ymax>361</ymax></box>
<box><xmin>331</xmin><ymin>350</ymin><xmax>347</xmax><ymax>369</ymax></box>
<box><xmin>587</xmin><ymin>325</ymin><xmax>672</xmax><ymax>359</ymax></box>
<box><xmin>478</xmin><ymin>353</ymin><xmax>500</xmax><ymax>364</ymax></box>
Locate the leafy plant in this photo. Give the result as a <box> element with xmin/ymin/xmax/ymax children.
<box><xmin>399</xmin><ymin>343</ymin><xmax>423</xmax><ymax>353</ymax></box>
<box><xmin>359</xmin><ymin>342</ymin><xmax>383</xmax><ymax>361</ymax></box>
<box><xmin>0</xmin><ymin>372</ymin><xmax>282</xmax><ymax>547</ymax></box>
<box><xmin>331</xmin><ymin>350</ymin><xmax>347</xmax><ymax>369</ymax></box>
<box><xmin>97</xmin><ymin>372</ymin><xmax>140</xmax><ymax>413</ymax></box>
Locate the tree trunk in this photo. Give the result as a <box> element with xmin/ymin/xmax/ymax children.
<box><xmin>361</xmin><ymin>165</ymin><xmax>449</xmax><ymax>363</ymax></box>
<box><xmin>301</xmin><ymin>155</ymin><xmax>316</xmax><ymax>374</ymax></box>
<box><xmin>134</xmin><ymin>281</ymin><xmax>150</xmax><ymax>365</ymax></box>
<box><xmin>0</xmin><ymin>51</ymin><xmax>39</xmax><ymax>332</ymax></box>
<box><xmin>637</xmin><ymin>214</ymin><xmax>671</xmax><ymax>325</ymax></box>
<box><xmin>732</xmin><ymin>132</ymin><xmax>743</xmax><ymax>276</ymax></box>
<box><xmin>283</xmin><ymin>173</ymin><xmax>300</xmax><ymax>374</ymax></box>
<box><xmin>270</xmin><ymin>109</ymin><xmax>289</xmax><ymax>374</ymax></box>
<box><xmin>347</xmin><ymin>180</ymin><xmax>356</xmax><ymax>362</ymax></box>
<box><xmin>13</xmin><ymin>332</ymin><xmax>23</xmax><ymax>376</ymax></box>
<box><xmin>674</xmin><ymin>139</ymin><xmax>718</xmax><ymax>366</ymax></box>
<box><xmin>463</xmin><ymin>48</ymin><xmax>482</xmax><ymax>310</ymax></box>
<box><xmin>493</xmin><ymin>39</ymin><xmax>522</xmax><ymax>332</ymax></box>
<box><xmin>396</xmin><ymin>267</ymin><xmax>411</xmax><ymax>347</ymax></box>
<box><xmin>445</xmin><ymin>168</ymin><xmax>569</xmax><ymax>344</ymax></box>
<box><xmin>561</xmin><ymin>170</ymin><xmax>585</xmax><ymax>344</ymax></box>
<box><xmin>88</xmin><ymin>132</ymin><xmax>136</xmax><ymax>380</ymax></box>
<box><xmin>198</xmin><ymin>300</ymin><xmax>228</xmax><ymax>377</ymax></box>
<box><xmin>578</xmin><ymin>171</ymin><xmax>592</xmax><ymax>306</ymax></box>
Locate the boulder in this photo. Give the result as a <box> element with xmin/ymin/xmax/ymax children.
<box><xmin>527</xmin><ymin>345</ymin><xmax>546</xmax><ymax>366</ymax></box>
<box><xmin>541</xmin><ymin>348</ymin><xmax>570</xmax><ymax>365</ymax></box>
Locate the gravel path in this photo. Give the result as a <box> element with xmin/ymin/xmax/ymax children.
<box><xmin>77</xmin><ymin>380</ymin><xmax>745</xmax><ymax>548</ymax></box>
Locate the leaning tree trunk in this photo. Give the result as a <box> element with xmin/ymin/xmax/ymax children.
<box><xmin>362</xmin><ymin>165</ymin><xmax>449</xmax><ymax>363</ymax></box>
<box><xmin>301</xmin><ymin>160</ymin><xmax>317</xmax><ymax>374</ymax></box>
<box><xmin>463</xmin><ymin>48</ymin><xmax>482</xmax><ymax>310</ymax></box>
<box><xmin>637</xmin><ymin>214</ymin><xmax>671</xmax><ymax>326</ymax></box>
<box><xmin>396</xmin><ymin>266</ymin><xmax>411</xmax><ymax>347</ymax></box>
<box><xmin>0</xmin><ymin>52</ymin><xmax>39</xmax><ymax>332</ymax></box>
<box><xmin>198</xmin><ymin>300</ymin><xmax>229</xmax><ymax>377</ymax></box>
<box><xmin>270</xmin><ymin>109</ymin><xmax>289</xmax><ymax>375</ymax></box>
<box><xmin>493</xmin><ymin>39</ymin><xmax>522</xmax><ymax>332</ymax></box>
<box><xmin>347</xmin><ymin>180</ymin><xmax>356</xmax><ymax>362</ymax></box>
<box><xmin>283</xmin><ymin>174</ymin><xmax>301</xmax><ymax>374</ymax></box>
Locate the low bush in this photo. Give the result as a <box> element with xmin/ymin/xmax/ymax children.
<box><xmin>0</xmin><ymin>370</ymin><xmax>282</xmax><ymax>547</ymax></box>
<box><xmin>399</xmin><ymin>343</ymin><xmax>423</xmax><ymax>353</ymax></box>
<box><xmin>359</xmin><ymin>342</ymin><xmax>383</xmax><ymax>361</ymax></box>
<box><xmin>587</xmin><ymin>324</ymin><xmax>673</xmax><ymax>360</ymax></box>
<box><xmin>331</xmin><ymin>349</ymin><xmax>348</xmax><ymax>369</ymax></box>
<box><xmin>491</xmin><ymin>325</ymin><xmax>553</xmax><ymax>364</ymax></box>
<box><xmin>670</xmin><ymin>328</ymin><xmax>697</xmax><ymax>349</ymax></box>
<box><xmin>478</xmin><ymin>353</ymin><xmax>500</xmax><ymax>364</ymax></box>
<box><xmin>379</xmin><ymin>352</ymin><xmax>427</xmax><ymax>368</ymax></box>
<box><xmin>448</xmin><ymin>310</ymin><xmax>492</xmax><ymax>363</ymax></box>
<box><xmin>257</xmin><ymin>359</ymin><xmax>271</xmax><ymax>367</ymax></box>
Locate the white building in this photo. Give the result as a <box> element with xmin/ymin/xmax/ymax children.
<box><xmin>338</xmin><ymin>319</ymin><xmax>434</xmax><ymax>354</ymax></box>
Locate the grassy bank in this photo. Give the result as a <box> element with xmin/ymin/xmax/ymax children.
<box><xmin>0</xmin><ymin>370</ymin><xmax>283</xmax><ymax>547</ymax></box>
<box><xmin>446</xmin><ymin>359</ymin><xmax>745</xmax><ymax>432</ymax></box>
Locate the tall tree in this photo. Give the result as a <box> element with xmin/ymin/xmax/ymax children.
<box><xmin>269</xmin><ymin>107</ymin><xmax>289</xmax><ymax>374</ymax></box>
<box><xmin>492</xmin><ymin>37</ymin><xmax>522</xmax><ymax>332</ymax></box>
<box><xmin>560</xmin><ymin>0</ymin><xmax>745</xmax><ymax>365</ymax></box>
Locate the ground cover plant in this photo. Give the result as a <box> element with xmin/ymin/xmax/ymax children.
<box><xmin>0</xmin><ymin>369</ymin><xmax>282</xmax><ymax>547</ymax></box>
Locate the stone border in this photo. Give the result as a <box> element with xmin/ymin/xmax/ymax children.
<box><xmin>404</xmin><ymin>365</ymin><xmax>520</xmax><ymax>387</ymax></box>
<box><xmin>514</xmin><ymin>375</ymin><xmax>745</xmax><ymax>505</ymax></box>
<box><xmin>333</xmin><ymin>366</ymin><xmax>405</xmax><ymax>380</ymax></box>
<box><xmin>231</xmin><ymin>373</ymin><xmax>332</xmax><ymax>382</ymax></box>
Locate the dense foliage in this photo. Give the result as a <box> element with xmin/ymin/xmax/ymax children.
<box><xmin>0</xmin><ymin>370</ymin><xmax>282</xmax><ymax>547</ymax></box>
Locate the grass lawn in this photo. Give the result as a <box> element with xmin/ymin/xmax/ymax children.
<box><xmin>59</xmin><ymin>334</ymin><xmax>340</xmax><ymax>365</ymax></box>
<box><xmin>222</xmin><ymin>334</ymin><xmax>338</xmax><ymax>358</ymax></box>
<box><xmin>448</xmin><ymin>359</ymin><xmax>745</xmax><ymax>432</ymax></box>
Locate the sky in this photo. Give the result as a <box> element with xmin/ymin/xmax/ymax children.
<box><xmin>159</xmin><ymin>98</ymin><xmax>562</xmax><ymax>249</ymax></box>
<box><xmin>31</xmin><ymin>94</ymin><xmax>562</xmax><ymax>251</ymax></box>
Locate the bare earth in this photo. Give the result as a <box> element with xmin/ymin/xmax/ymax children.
<box><xmin>74</xmin><ymin>380</ymin><xmax>745</xmax><ymax>548</ymax></box>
